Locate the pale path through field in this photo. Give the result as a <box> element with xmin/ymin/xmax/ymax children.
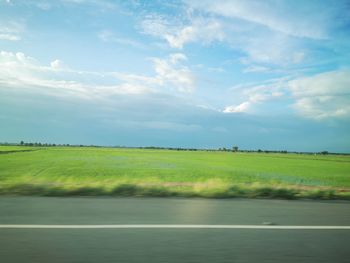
<box><xmin>0</xmin><ymin>197</ymin><xmax>349</xmax><ymax>263</ymax></box>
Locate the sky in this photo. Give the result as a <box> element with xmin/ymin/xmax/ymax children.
<box><xmin>0</xmin><ymin>0</ymin><xmax>350</xmax><ymax>152</ymax></box>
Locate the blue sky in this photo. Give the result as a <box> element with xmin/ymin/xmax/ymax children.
<box><xmin>0</xmin><ymin>0</ymin><xmax>350</xmax><ymax>152</ymax></box>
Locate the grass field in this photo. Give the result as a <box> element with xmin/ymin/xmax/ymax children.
<box><xmin>0</xmin><ymin>146</ymin><xmax>349</xmax><ymax>199</ymax></box>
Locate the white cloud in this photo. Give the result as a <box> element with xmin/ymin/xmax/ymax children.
<box><xmin>139</xmin><ymin>6</ymin><xmax>307</xmax><ymax>66</ymax></box>
<box><xmin>288</xmin><ymin>70</ymin><xmax>350</xmax><ymax>120</ymax></box>
<box><xmin>50</xmin><ymin>59</ymin><xmax>65</xmax><ymax>70</ymax></box>
<box><xmin>36</xmin><ymin>1</ymin><xmax>51</xmax><ymax>10</ymax></box>
<box><xmin>98</xmin><ymin>30</ymin><xmax>145</xmax><ymax>49</ymax></box>
<box><xmin>185</xmin><ymin>0</ymin><xmax>333</xmax><ymax>39</ymax></box>
<box><xmin>243</xmin><ymin>65</ymin><xmax>269</xmax><ymax>73</ymax></box>
<box><xmin>114</xmin><ymin>83</ymin><xmax>153</xmax><ymax>95</ymax></box>
<box><xmin>111</xmin><ymin>72</ymin><xmax>160</xmax><ymax>87</ymax></box>
<box><xmin>0</xmin><ymin>33</ymin><xmax>20</xmax><ymax>41</ymax></box>
<box><xmin>238</xmin><ymin>33</ymin><xmax>306</xmax><ymax>65</ymax></box>
<box><xmin>140</xmin><ymin>15</ymin><xmax>225</xmax><ymax>49</ymax></box>
<box><xmin>140</xmin><ymin>14</ymin><xmax>171</xmax><ymax>39</ymax></box>
<box><xmin>169</xmin><ymin>53</ymin><xmax>187</xmax><ymax>64</ymax></box>
<box><xmin>111</xmin><ymin>53</ymin><xmax>195</xmax><ymax>93</ymax></box>
<box><xmin>165</xmin><ymin>20</ymin><xmax>224</xmax><ymax>49</ymax></box>
<box><xmin>0</xmin><ymin>50</ymin><xmax>195</xmax><ymax>101</ymax></box>
<box><xmin>223</xmin><ymin>101</ymin><xmax>250</xmax><ymax>113</ymax></box>
<box><xmin>0</xmin><ymin>51</ymin><xmax>155</xmax><ymax>99</ymax></box>
<box><xmin>139</xmin><ymin>0</ymin><xmax>349</xmax><ymax>67</ymax></box>
<box><xmin>152</xmin><ymin>54</ymin><xmax>195</xmax><ymax>93</ymax></box>
<box><xmin>0</xmin><ymin>21</ymin><xmax>23</xmax><ymax>41</ymax></box>
<box><xmin>224</xmin><ymin>78</ymin><xmax>286</xmax><ymax>113</ymax></box>
<box><xmin>225</xmin><ymin>70</ymin><xmax>350</xmax><ymax>120</ymax></box>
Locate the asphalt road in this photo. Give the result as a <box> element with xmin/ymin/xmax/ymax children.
<box><xmin>0</xmin><ymin>197</ymin><xmax>349</xmax><ymax>263</ymax></box>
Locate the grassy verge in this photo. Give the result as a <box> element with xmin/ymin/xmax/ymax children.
<box><xmin>0</xmin><ymin>182</ymin><xmax>349</xmax><ymax>200</ymax></box>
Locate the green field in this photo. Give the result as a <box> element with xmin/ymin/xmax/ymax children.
<box><xmin>0</xmin><ymin>146</ymin><xmax>349</xmax><ymax>199</ymax></box>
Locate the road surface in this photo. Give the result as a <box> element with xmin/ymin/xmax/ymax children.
<box><xmin>0</xmin><ymin>197</ymin><xmax>349</xmax><ymax>262</ymax></box>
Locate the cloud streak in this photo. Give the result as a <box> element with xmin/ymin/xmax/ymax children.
<box><xmin>0</xmin><ymin>21</ymin><xmax>23</xmax><ymax>41</ymax></box>
<box><xmin>141</xmin><ymin>15</ymin><xmax>225</xmax><ymax>49</ymax></box>
<box><xmin>185</xmin><ymin>0</ymin><xmax>335</xmax><ymax>39</ymax></box>
<box><xmin>288</xmin><ymin>70</ymin><xmax>350</xmax><ymax>120</ymax></box>
<box><xmin>0</xmin><ymin>51</ymin><xmax>195</xmax><ymax>99</ymax></box>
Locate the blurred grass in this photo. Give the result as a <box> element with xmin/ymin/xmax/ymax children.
<box><xmin>0</xmin><ymin>146</ymin><xmax>349</xmax><ymax>200</ymax></box>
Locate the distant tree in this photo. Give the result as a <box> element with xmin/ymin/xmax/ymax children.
<box><xmin>257</xmin><ymin>149</ymin><xmax>262</xmax><ymax>153</ymax></box>
<box><xmin>20</xmin><ymin>141</ymin><xmax>24</xmax><ymax>145</ymax></box>
<box><xmin>232</xmin><ymin>146</ymin><xmax>239</xmax><ymax>152</ymax></box>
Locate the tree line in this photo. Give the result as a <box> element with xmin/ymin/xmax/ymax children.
<box><xmin>0</xmin><ymin>141</ymin><xmax>342</xmax><ymax>155</ymax></box>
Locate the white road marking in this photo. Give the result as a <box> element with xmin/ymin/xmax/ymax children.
<box><xmin>0</xmin><ymin>224</ymin><xmax>350</xmax><ymax>230</ymax></box>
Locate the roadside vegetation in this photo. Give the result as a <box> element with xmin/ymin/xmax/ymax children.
<box><xmin>0</xmin><ymin>146</ymin><xmax>349</xmax><ymax>200</ymax></box>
